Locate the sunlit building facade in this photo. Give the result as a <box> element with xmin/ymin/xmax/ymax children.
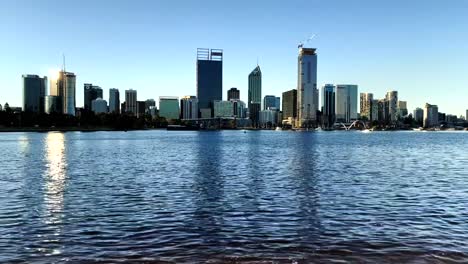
<box><xmin>297</xmin><ymin>47</ymin><xmax>318</xmax><ymax>127</ymax></box>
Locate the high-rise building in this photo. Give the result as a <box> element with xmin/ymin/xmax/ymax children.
<box><xmin>282</xmin><ymin>89</ymin><xmax>297</xmax><ymax>120</ymax></box>
<box><xmin>386</xmin><ymin>91</ymin><xmax>398</xmax><ymax>122</ymax></box>
<box><xmin>398</xmin><ymin>100</ymin><xmax>408</xmax><ymax>119</ymax></box>
<box><xmin>377</xmin><ymin>99</ymin><xmax>387</xmax><ymax>123</ymax></box>
<box><xmin>62</xmin><ymin>72</ymin><xmax>76</xmax><ymax>115</ymax></box>
<box><xmin>109</xmin><ymin>88</ymin><xmax>120</xmax><ymax>113</ymax></box>
<box><xmin>22</xmin><ymin>74</ymin><xmax>47</xmax><ymax>113</ymax></box>
<box><xmin>197</xmin><ymin>48</ymin><xmax>222</xmax><ymax>118</ymax></box>
<box><xmin>136</xmin><ymin>101</ymin><xmax>146</xmax><ymax>117</ymax></box>
<box><xmin>248</xmin><ymin>65</ymin><xmax>262</xmax><ymax>125</ymax></box>
<box><xmin>145</xmin><ymin>99</ymin><xmax>156</xmax><ymax>114</ymax></box>
<box><xmin>360</xmin><ymin>92</ymin><xmax>373</xmax><ymax>121</ymax></box>
<box><xmin>259</xmin><ymin>108</ymin><xmax>279</xmax><ymax>127</ymax></box>
<box><xmin>84</xmin><ymin>84</ymin><xmax>103</xmax><ymax>110</ymax></box>
<box><xmin>159</xmin><ymin>96</ymin><xmax>179</xmax><ymax>120</ymax></box>
<box><xmin>275</xmin><ymin>97</ymin><xmax>280</xmax><ymax>110</ymax></box>
<box><xmin>296</xmin><ymin>47</ymin><xmax>318</xmax><ymax>127</ymax></box>
<box><xmin>213</xmin><ymin>100</ymin><xmax>246</xmax><ymax>118</ymax></box>
<box><xmin>414</xmin><ymin>107</ymin><xmax>424</xmax><ymax>124</ymax></box>
<box><xmin>44</xmin><ymin>96</ymin><xmax>60</xmax><ymax>114</ymax></box>
<box><xmin>263</xmin><ymin>95</ymin><xmax>276</xmax><ymax>110</ymax></box>
<box><xmin>227</xmin><ymin>87</ymin><xmax>240</xmax><ymax>101</ymax></box>
<box><xmin>424</xmin><ymin>103</ymin><xmax>439</xmax><ymax>128</ymax></box>
<box><xmin>335</xmin><ymin>84</ymin><xmax>358</xmax><ymax>123</ymax></box>
<box><xmin>125</xmin><ymin>89</ymin><xmax>137</xmax><ymax>114</ymax></box>
<box><xmin>50</xmin><ymin>71</ymin><xmax>76</xmax><ymax>115</ymax></box>
<box><xmin>91</xmin><ymin>98</ymin><xmax>108</xmax><ymax>114</ymax></box>
<box><xmin>371</xmin><ymin>99</ymin><xmax>379</xmax><ymax>122</ymax></box>
<box><xmin>180</xmin><ymin>96</ymin><xmax>199</xmax><ymax>120</ymax></box>
<box><xmin>322</xmin><ymin>84</ymin><xmax>336</xmax><ymax>127</ymax></box>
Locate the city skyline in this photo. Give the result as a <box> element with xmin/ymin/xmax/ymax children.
<box><xmin>0</xmin><ymin>0</ymin><xmax>467</xmax><ymax>117</ymax></box>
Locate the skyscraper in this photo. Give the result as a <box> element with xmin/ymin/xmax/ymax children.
<box><xmin>414</xmin><ymin>107</ymin><xmax>424</xmax><ymax>124</ymax></box>
<box><xmin>263</xmin><ymin>95</ymin><xmax>276</xmax><ymax>110</ymax></box>
<box><xmin>62</xmin><ymin>72</ymin><xmax>76</xmax><ymax>115</ymax></box>
<box><xmin>282</xmin><ymin>89</ymin><xmax>297</xmax><ymax>120</ymax></box>
<box><xmin>424</xmin><ymin>103</ymin><xmax>439</xmax><ymax>128</ymax></box>
<box><xmin>180</xmin><ymin>96</ymin><xmax>199</xmax><ymax>120</ymax></box>
<box><xmin>50</xmin><ymin>70</ymin><xmax>76</xmax><ymax>115</ymax></box>
<box><xmin>296</xmin><ymin>47</ymin><xmax>318</xmax><ymax>127</ymax></box>
<box><xmin>227</xmin><ymin>87</ymin><xmax>240</xmax><ymax>101</ymax></box>
<box><xmin>248</xmin><ymin>65</ymin><xmax>262</xmax><ymax>125</ymax></box>
<box><xmin>109</xmin><ymin>88</ymin><xmax>120</xmax><ymax>113</ymax></box>
<box><xmin>386</xmin><ymin>91</ymin><xmax>398</xmax><ymax>122</ymax></box>
<box><xmin>91</xmin><ymin>98</ymin><xmax>108</xmax><ymax>114</ymax></box>
<box><xmin>398</xmin><ymin>101</ymin><xmax>408</xmax><ymax>118</ymax></box>
<box><xmin>22</xmin><ymin>74</ymin><xmax>47</xmax><ymax>113</ymax></box>
<box><xmin>335</xmin><ymin>84</ymin><xmax>358</xmax><ymax>123</ymax></box>
<box><xmin>275</xmin><ymin>97</ymin><xmax>281</xmax><ymax>110</ymax></box>
<box><xmin>322</xmin><ymin>84</ymin><xmax>336</xmax><ymax>127</ymax></box>
<box><xmin>196</xmin><ymin>48</ymin><xmax>223</xmax><ymax>118</ymax></box>
<box><xmin>360</xmin><ymin>92</ymin><xmax>373</xmax><ymax>121</ymax></box>
<box><xmin>125</xmin><ymin>89</ymin><xmax>137</xmax><ymax>114</ymax></box>
<box><xmin>84</xmin><ymin>84</ymin><xmax>103</xmax><ymax>110</ymax></box>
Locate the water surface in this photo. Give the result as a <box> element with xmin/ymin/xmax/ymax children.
<box><xmin>1</xmin><ymin>130</ymin><xmax>467</xmax><ymax>263</ymax></box>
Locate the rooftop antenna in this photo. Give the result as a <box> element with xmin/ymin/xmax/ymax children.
<box><xmin>256</xmin><ymin>57</ymin><xmax>259</xmax><ymax>66</ymax></box>
<box><xmin>62</xmin><ymin>53</ymin><xmax>66</xmax><ymax>72</ymax></box>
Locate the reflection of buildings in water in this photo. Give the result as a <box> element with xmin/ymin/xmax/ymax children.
<box><xmin>43</xmin><ymin>132</ymin><xmax>67</xmax><ymax>225</ymax></box>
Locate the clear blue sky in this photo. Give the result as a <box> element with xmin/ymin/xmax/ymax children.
<box><xmin>1</xmin><ymin>0</ymin><xmax>467</xmax><ymax>116</ymax></box>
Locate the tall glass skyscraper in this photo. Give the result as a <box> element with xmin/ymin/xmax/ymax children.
<box><xmin>248</xmin><ymin>65</ymin><xmax>262</xmax><ymax>125</ymax></box>
<box><xmin>263</xmin><ymin>95</ymin><xmax>276</xmax><ymax>110</ymax></box>
<box><xmin>109</xmin><ymin>88</ymin><xmax>120</xmax><ymax>113</ymax></box>
<box><xmin>196</xmin><ymin>48</ymin><xmax>223</xmax><ymax>118</ymax></box>
<box><xmin>335</xmin><ymin>84</ymin><xmax>358</xmax><ymax>123</ymax></box>
<box><xmin>22</xmin><ymin>74</ymin><xmax>47</xmax><ymax>113</ymax></box>
<box><xmin>125</xmin><ymin>89</ymin><xmax>137</xmax><ymax>114</ymax></box>
<box><xmin>84</xmin><ymin>83</ymin><xmax>103</xmax><ymax>110</ymax></box>
<box><xmin>322</xmin><ymin>84</ymin><xmax>336</xmax><ymax>127</ymax></box>
<box><xmin>297</xmin><ymin>47</ymin><xmax>318</xmax><ymax>128</ymax></box>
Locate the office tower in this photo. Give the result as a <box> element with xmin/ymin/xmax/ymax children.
<box><xmin>22</xmin><ymin>74</ymin><xmax>47</xmax><ymax>113</ymax></box>
<box><xmin>159</xmin><ymin>96</ymin><xmax>179</xmax><ymax>120</ymax></box>
<box><xmin>62</xmin><ymin>72</ymin><xmax>76</xmax><ymax>115</ymax></box>
<box><xmin>413</xmin><ymin>107</ymin><xmax>424</xmax><ymax>124</ymax></box>
<box><xmin>275</xmin><ymin>97</ymin><xmax>281</xmax><ymax>110</ymax></box>
<box><xmin>49</xmin><ymin>70</ymin><xmax>76</xmax><ymax>115</ymax></box>
<box><xmin>248</xmin><ymin>65</ymin><xmax>262</xmax><ymax>125</ymax></box>
<box><xmin>398</xmin><ymin>101</ymin><xmax>408</xmax><ymax>118</ymax></box>
<box><xmin>446</xmin><ymin>115</ymin><xmax>457</xmax><ymax>123</ymax></box>
<box><xmin>360</xmin><ymin>92</ymin><xmax>373</xmax><ymax>121</ymax></box>
<box><xmin>180</xmin><ymin>96</ymin><xmax>199</xmax><ymax>120</ymax></box>
<box><xmin>196</xmin><ymin>48</ymin><xmax>222</xmax><ymax>118</ymax></box>
<box><xmin>231</xmin><ymin>99</ymin><xmax>246</xmax><ymax>118</ymax></box>
<box><xmin>125</xmin><ymin>89</ymin><xmax>137</xmax><ymax>114</ymax></box>
<box><xmin>282</xmin><ymin>89</ymin><xmax>297</xmax><ymax>120</ymax></box>
<box><xmin>377</xmin><ymin>99</ymin><xmax>388</xmax><ymax>123</ymax></box>
<box><xmin>91</xmin><ymin>98</ymin><xmax>108</xmax><ymax>114</ymax></box>
<box><xmin>371</xmin><ymin>99</ymin><xmax>379</xmax><ymax>122</ymax></box>
<box><xmin>424</xmin><ymin>103</ymin><xmax>439</xmax><ymax>128</ymax></box>
<box><xmin>44</xmin><ymin>96</ymin><xmax>59</xmax><ymax>114</ymax></box>
<box><xmin>438</xmin><ymin>112</ymin><xmax>446</xmax><ymax>123</ymax></box>
<box><xmin>227</xmin><ymin>87</ymin><xmax>240</xmax><ymax>100</ymax></box>
<box><xmin>263</xmin><ymin>95</ymin><xmax>276</xmax><ymax>110</ymax></box>
<box><xmin>296</xmin><ymin>47</ymin><xmax>318</xmax><ymax>127</ymax></box>
<box><xmin>109</xmin><ymin>88</ymin><xmax>120</xmax><ymax>113</ymax></box>
<box><xmin>136</xmin><ymin>101</ymin><xmax>146</xmax><ymax>117</ymax></box>
<box><xmin>322</xmin><ymin>84</ymin><xmax>336</xmax><ymax>127</ymax></box>
<box><xmin>84</xmin><ymin>84</ymin><xmax>103</xmax><ymax>110</ymax></box>
<box><xmin>335</xmin><ymin>84</ymin><xmax>358</xmax><ymax>123</ymax></box>
<box><xmin>385</xmin><ymin>91</ymin><xmax>398</xmax><ymax>122</ymax></box>
<box><xmin>259</xmin><ymin>109</ymin><xmax>279</xmax><ymax>127</ymax></box>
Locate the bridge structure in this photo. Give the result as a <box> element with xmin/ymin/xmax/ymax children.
<box><xmin>337</xmin><ymin>120</ymin><xmax>367</xmax><ymax>130</ymax></box>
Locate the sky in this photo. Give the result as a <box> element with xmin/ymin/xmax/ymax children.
<box><xmin>0</xmin><ymin>0</ymin><xmax>467</xmax><ymax>116</ymax></box>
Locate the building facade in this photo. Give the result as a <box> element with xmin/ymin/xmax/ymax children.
<box><xmin>180</xmin><ymin>96</ymin><xmax>199</xmax><ymax>120</ymax></box>
<box><xmin>398</xmin><ymin>100</ymin><xmax>408</xmax><ymax>119</ymax></box>
<box><xmin>335</xmin><ymin>84</ymin><xmax>358</xmax><ymax>123</ymax></box>
<box><xmin>259</xmin><ymin>109</ymin><xmax>279</xmax><ymax>127</ymax></box>
<box><xmin>248</xmin><ymin>65</ymin><xmax>262</xmax><ymax>124</ymax></box>
<box><xmin>227</xmin><ymin>87</ymin><xmax>240</xmax><ymax>101</ymax></box>
<box><xmin>109</xmin><ymin>88</ymin><xmax>120</xmax><ymax>113</ymax></box>
<box><xmin>63</xmin><ymin>72</ymin><xmax>76</xmax><ymax>115</ymax></box>
<box><xmin>159</xmin><ymin>96</ymin><xmax>179</xmax><ymax>120</ymax></box>
<box><xmin>263</xmin><ymin>95</ymin><xmax>276</xmax><ymax>110</ymax></box>
<box><xmin>196</xmin><ymin>48</ymin><xmax>222</xmax><ymax>118</ymax></box>
<box><xmin>282</xmin><ymin>89</ymin><xmax>297</xmax><ymax>120</ymax></box>
<box><xmin>84</xmin><ymin>84</ymin><xmax>103</xmax><ymax>111</ymax></box>
<box><xmin>424</xmin><ymin>103</ymin><xmax>439</xmax><ymax>128</ymax></box>
<box><xmin>360</xmin><ymin>92</ymin><xmax>373</xmax><ymax>121</ymax></box>
<box><xmin>386</xmin><ymin>91</ymin><xmax>398</xmax><ymax>122</ymax></box>
<box><xmin>213</xmin><ymin>100</ymin><xmax>246</xmax><ymax>118</ymax></box>
<box><xmin>22</xmin><ymin>74</ymin><xmax>47</xmax><ymax>113</ymax></box>
<box><xmin>414</xmin><ymin>107</ymin><xmax>424</xmax><ymax>124</ymax></box>
<box><xmin>322</xmin><ymin>84</ymin><xmax>336</xmax><ymax>127</ymax></box>
<box><xmin>91</xmin><ymin>98</ymin><xmax>108</xmax><ymax>114</ymax></box>
<box><xmin>296</xmin><ymin>47</ymin><xmax>318</xmax><ymax>127</ymax></box>
<box><xmin>125</xmin><ymin>89</ymin><xmax>137</xmax><ymax>114</ymax></box>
